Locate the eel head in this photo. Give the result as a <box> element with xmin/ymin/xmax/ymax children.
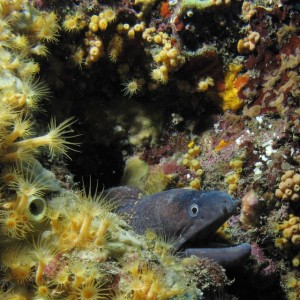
<box><xmin>105</xmin><ymin>187</ymin><xmax>251</xmax><ymax>267</ymax></box>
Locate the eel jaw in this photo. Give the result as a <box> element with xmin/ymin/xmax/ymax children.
<box><xmin>177</xmin><ymin>195</ymin><xmax>251</xmax><ymax>267</ymax></box>
<box><xmin>182</xmin><ymin>243</ymin><xmax>252</xmax><ymax>267</ymax></box>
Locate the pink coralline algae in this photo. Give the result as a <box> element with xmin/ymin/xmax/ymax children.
<box><xmin>251</xmin><ymin>243</ymin><xmax>278</xmax><ymax>280</ymax></box>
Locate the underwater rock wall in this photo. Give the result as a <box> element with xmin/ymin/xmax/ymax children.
<box><xmin>0</xmin><ymin>0</ymin><xmax>299</xmax><ymax>299</ymax></box>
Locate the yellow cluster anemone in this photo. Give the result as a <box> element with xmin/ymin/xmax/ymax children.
<box><xmin>80</xmin><ymin>7</ymin><xmax>147</xmax><ymax>68</ymax></box>
<box><xmin>196</xmin><ymin>76</ymin><xmax>215</xmax><ymax>92</ymax></box>
<box><xmin>230</xmin><ymin>158</ymin><xmax>243</xmax><ymax>171</ymax></box>
<box><xmin>0</xmin><ymin>1</ymin><xmax>79</xmax><ymax>165</ymax></box>
<box><xmin>107</xmin><ymin>34</ymin><xmax>124</xmax><ymax>63</ymax></box>
<box><xmin>63</xmin><ymin>12</ymin><xmax>86</xmax><ymax>33</ymax></box>
<box><xmin>0</xmin><ymin>116</ymin><xmax>77</xmax><ymax>165</ymax></box>
<box><xmin>241</xmin><ymin>1</ymin><xmax>257</xmax><ymax>20</ymax></box>
<box><xmin>0</xmin><ymin>0</ymin><xmax>79</xmax><ymax>242</ymax></box>
<box><xmin>0</xmin><ymin>1</ymin><xmax>61</xmax><ymax>110</ymax></box>
<box><xmin>237</xmin><ymin>30</ymin><xmax>260</xmax><ymax>53</ymax></box>
<box><xmin>73</xmin><ymin>7</ymin><xmax>120</xmax><ymax>66</ymax></box>
<box><xmin>225</xmin><ymin>158</ymin><xmax>243</xmax><ymax>195</ymax></box>
<box><xmin>142</xmin><ymin>27</ymin><xmax>185</xmax><ymax>84</ymax></box>
<box><xmin>30</xmin><ymin>11</ymin><xmax>60</xmax><ymax>43</ymax></box>
<box><xmin>1</xmin><ymin>180</ymin><xmax>200</xmax><ymax>298</ymax></box>
<box><xmin>47</xmin><ymin>184</ymin><xmax>131</xmax><ymax>252</ymax></box>
<box><xmin>121</xmin><ymin>257</ymin><xmax>186</xmax><ymax>299</ymax></box>
<box><xmin>144</xmin><ymin>230</ymin><xmax>176</xmax><ymax>266</ymax></box>
<box><xmin>0</xmin><ymin>0</ymin><xmax>23</xmax><ymax>14</ymax></box>
<box><xmin>0</xmin><ymin>2</ymin><xmax>205</xmax><ymax>299</ymax></box>
<box><xmin>284</xmin><ymin>272</ymin><xmax>300</xmax><ymax>300</ymax></box>
<box><xmin>89</xmin><ymin>8</ymin><xmax>117</xmax><ymax>32</ymax></box>
<box><xmin>83</xmin><ymin>31</ymin><xmax>105</xmax><ymax>65</ymax></box>
<box><xmin>1</xmin><ymin>244</ymin><xmax>35</xmax><ymax>285</ymax></box>
<box><xmin>116</xmin><ymin>21</ymin><xmax>145</xmax><ymax>40</ymax></box>
<box><xmin>275</xmin><ymin>170</ymin><xmax>300</xmax><ymax>201</ymax></box>
<box><xmin>151</xmin><ymin>42</ymin><xmax>185</xmax><ymax>84</ymax></box>
<box><xmin>275</xmin><ymin>214</ymin><xmax>300</xmax><ymax>250</ymax></box>
<box><xmin>0</xmin><ymin>161</ymin><xmax>60</xmax><ymax>238</ymax></box>
<box><xmin>142</xmin><ymin>27</ymin><xmax>168</xmax><ymax>45</ymax></box>
<box><xmin>181</xmin><ymin>141</ymin><xmax>204</xmax><ymax>190</ymax></box>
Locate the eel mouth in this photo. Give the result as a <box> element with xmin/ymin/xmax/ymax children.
<box><xmin>176</xmin><ymin>224</ymin><xmax>252</xmax><ymax>267</ymax></box>
<box><xmin>178</xmin><ymin>198</ymin><xmax>251</xmax><ymax>268</ymax></box>
<box><xmin>182</xmin><ymin>242</ymin><xmax>252</xmax><ymax>268</ymax></box>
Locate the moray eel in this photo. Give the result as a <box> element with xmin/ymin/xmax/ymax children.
<box><xmin>105</xmin><ymin>186</ymin><xmax>251</xmax><ymax>267</ymax></box>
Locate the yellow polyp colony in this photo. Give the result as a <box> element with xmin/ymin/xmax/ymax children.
<box><xmin>30</xmin><ymin>12</ymin><xmax>60</xmax><ymax>43</ymax></box>
<box><xmin>196</xmin><ymin>76</ymin><xmax>215</xmax><ymax>92</ymax></box>
<box><xmin>89</xmin><ymin>8</ymin><xmax>116</xmax><ymax>32</ymax></box>
<box><xmin>120</xmin><ymin>228</ymin><xmax>191</xmax><ymax>299</ymax></box>
<box><xmin>1</xmin><ymin>165</ymin><xmax>49</xmax><ymax>238</ymax></box>
<box><xmin>0</xmin><ymin>1</ymin><xmax>78</xmax><ymax>169</ymax></box>
<box><xmin>145</xmin><ymin>230</ymin><xmax>176</xmax><ymax>265</ymax></box>
<box><xmin>142</xmin><ymin>28</ymin><xmax>185</xmax><ymax>84</ymax></box>
<box><xmin>284</xmin><ymin>272</ymin><xmax>300</xmax><ymax>300</ymax></box>
<box><xmin>219</xmin><ymin>64</ymin><xmax>244</xmax><ymax>111</ymax></box>
<box><xmin>0</xmin><ymin>116</ymin><xmax>77</xmax><ymax>166</ymax></box>
<box><xmin>1</xmin><ymin>180</ymin><xmax>199</xmax><ymax>298</ymax></box>
<box><xmin>63</xmin><ymin>12</ymin><xmax>86</xmax><ymax>33</ymax></box>
<box><xmin>276</xmin><ymin>214</ymin><xmax>300</xmax><ymax>300</ymax></box>
<box><xmin>46</xmin><ymin>185</ymin><xmax>132</xmax><ymax>252</ymax></box>
<box><xmin>74</xmin><ymin>4</ymin><xmax>188</xmax><ymax>96</ymax></box>
<box><xmin>292</xmin><ymin>254</ymin><xmax>300</xmax><ymax>267</ymax></box>
<box><xmin>0</xmin><ymin>1</ymin><xmax>221</xmax><ymax>299</ymax></box>
<box><xmin>107</xmin><ymin>34</ymin><xmax>124</xmax><ymax>63</ymax></box>
<box><xmin>121</xmin><ymin>259</ymin><xmax>186</xmax><ymax>300</ymax></box>
<box><xmin>30</xmin><ymin>43</ymin><xmax>50</xmax><ymax>57</ymax></box>
<box><xmin>83</xmin><ymin>32</ymin><xmax>104</xmax><ymax>66</ymax></box>
<box><xmin>181</xmin><ymin>141</ymin><xmax>204</xmax><ymax>190</ymax></box>
<box><xmin>116</xmin><ymin>21</ymin><xmax>145</xmax><ymax>40</ymax></box>
<box><xmin>274</xmin><ymin>187</ymin><xmax>300</xmax><ymax>297</ymax></box>
<box><xmin>73</xmin><ymin>279</ymin><xmax>110</xmax><ymax>300</ymax></box>
<box><xmin>241</xmin><ymin>1</ymin><xmax>257</xmax><ymax>21</ymax></box>
<box><xmin>80</xmin><ymin>7</ymin><xmax>146</xmax><ymax>67</ymax></box>
<box><xmin>237</xmin><ymin>30</ymin><xmax>260</xmax><ymax>53</ymax></box>
<box><xmin>225</xmin><ymin>158</ymin><xmax>243</xmax><ymax>195</ymax></box>
<box><xmin>275</xmin><ymin>215</ymin><xmax>300</xmax><ymax>250</ymax></box>
<box><xmin>0</xmin><ymin>1</ymin><xmax>61</xmax><ymax>111</ymax></box>
<box><xmin>1</xmin><ymin>244</ymin><xmax>35</xmax><ymax>283</ymax></box>
<box><xmin>75</xmin><ymin>8</ymin><xmax>120</xmax><ymax>66</ymax></box>
<box><xmin>275</xmin><ymin>170</ymin><xmax>300</xmax><ymax>201</ymax></box>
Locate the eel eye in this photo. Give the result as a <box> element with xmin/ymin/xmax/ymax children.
<box><xmin>189</xmin><ymin>204</ymin><xmax>199</xmax><ymax>217</ymax></box>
